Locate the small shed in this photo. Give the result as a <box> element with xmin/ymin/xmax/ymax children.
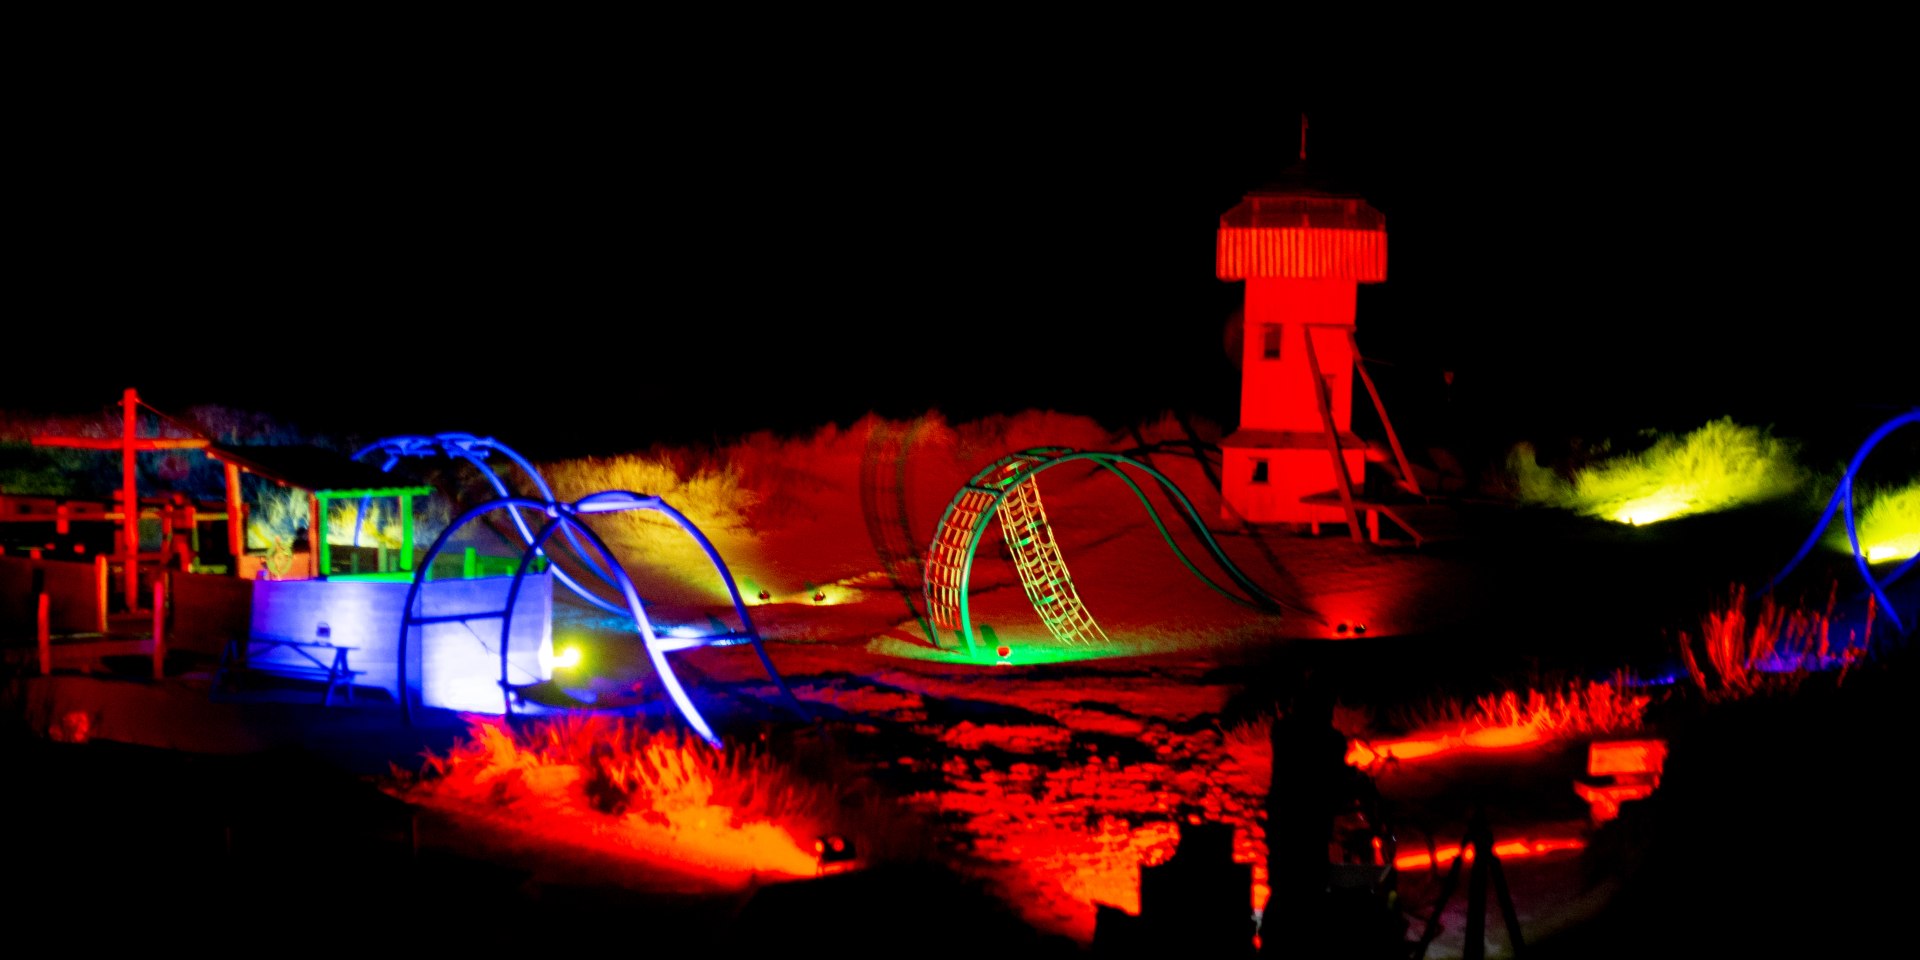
<box><xmin>205</xmin><ymin>443</ymin><xmax>435</xmax><ymax>581</ymax></box>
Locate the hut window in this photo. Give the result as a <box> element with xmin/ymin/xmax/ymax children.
<box><xmin>1261</xmin><ymin>324</ymin><xmax>1282</xmax><ymax>360</ymax></box>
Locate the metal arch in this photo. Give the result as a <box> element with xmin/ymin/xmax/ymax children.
<box><xmin>1763</xmin><ymin>407</ymin><xmax>1920</xmax><ymax>639</ymax></box>
<box><xmin>924</xmin><ymin>448</ymin><xmax>1302</xmax><ymax>657</ymax></box>
<box><xmin>398</xmin><ymin>493</ymin><xmax>809</xmax><ymax>748</ymax></box>
<box><xmin>355</xmin><ymin>433</ymin><xmax>623</xmax><ymax>614</ymax></box>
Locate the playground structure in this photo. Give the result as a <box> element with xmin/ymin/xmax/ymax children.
<box><xmin>354</xmin><ymin>433</ymin><xmax>809</xmax><ymax>747</ymax></box>
<box><xmin>923</xmin><ymin>447</ymin><xmax>1311</xmax><ymax>657</ymax></box>
<box><xmin>5</xmin><ymin>396</ymin><xmax>804</xmax><ymax>744</ymax></box>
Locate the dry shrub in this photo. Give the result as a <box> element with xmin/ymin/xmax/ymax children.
<box><xmin>408</xmin><ymin>714</ymin><xmax>838</xmax><ymax>839</ymax></box>
<box><xmin>1678</xmin><ymin>584</ymin><xmax>1868</xmax><ymax>702</ymax></box>
<box><xmin>1467</xmin><ymin>673</ymin><xmax>1651</xmax><ymax>738</ymax></box>
<box><xmin>539</xmin><ymin>452</ymin><xmax>760</xmax><ymax>600</ymax></box>
<box><xmin>951</xmin><ymin>410</ymin><xmax>1118</xmax><ymax>465</ymax></box>
<box><xmin>1385</xmin><ymin>672</ymin><xmax>1652</xmax><ymax>743</ymax></box>
<box><xmin>714</xmin><ymin>419</ymin><xmax>877</xmax><ymax>527</ymax></box>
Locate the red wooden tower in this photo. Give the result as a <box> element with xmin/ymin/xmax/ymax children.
<box><xmin>1215</xmin><ymin>151</ymin><xmax>1413</xmax><ymax>536</ymax></box>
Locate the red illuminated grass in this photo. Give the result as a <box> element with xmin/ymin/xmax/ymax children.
<box><xmin>1679</xmin><ymin>584</ymin><xmax>1868</xmax><ymax>701</ymax></box>
<box><xmin>396</xmin><ymin>715</ymin><xmax>829</xmax><ymax>881</ymax></box>
<box><xmin>1347</xmin><ymin>675</ymin><xmax>1651</xmax><ymax>769</ymax></box>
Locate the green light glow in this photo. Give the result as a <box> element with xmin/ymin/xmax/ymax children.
<box><xmin>1508</xmin><ymin>417</ymin><xmax>1809</xmax><ymax>526</ymax></box>
<box><xmin>864</xmin><ymin>632</ymin><xmax>1176</xmax><ymax>665</ymax></box>
<box><xmin>1831</xmin><ymin>480</ymin><xmax>1920</xmax><ymax>563</ymax></box>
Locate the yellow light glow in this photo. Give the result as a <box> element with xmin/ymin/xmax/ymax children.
<box><xmin>552</xmin><ymin>645</ymin><xmax>582</xmax><ymax>669</ymax></box>
<box><xmin>1607</xmin><ymin>492</ymin><xmax>1691</xmax><ymax>526</ymax></box>
<box><xmin>1866</xmin><ymin>537</ymin><xmax>1919</xmax><ymax>564</ymax></box>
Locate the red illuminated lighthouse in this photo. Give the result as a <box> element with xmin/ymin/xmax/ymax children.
<box><xmin>1216</xmin><ymin>151</ymin><xmax>1410</xmax><ymax>536</ymax></box>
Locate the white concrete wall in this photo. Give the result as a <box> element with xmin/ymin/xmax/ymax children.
<box><xmin>247</xmin><ymin>573</ymin><xmax>552</xmax><ymax>712</ymax></box>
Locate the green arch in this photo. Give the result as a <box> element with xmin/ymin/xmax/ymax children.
<box><xmin>924</xmin><ymin>448</ymin><xmax>1308</xmax><ymax>656</ymax></box>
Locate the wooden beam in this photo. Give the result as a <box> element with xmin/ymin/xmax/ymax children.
<box><xmin>1346</xmin><ymin>328</ymin><xmax>1423</xmax><ymax>498</ymax></box>
<box><xmin>31</xmin><ymin>436</ymin><xmax>209</xmax><ymax>450</ymax></box>
<box><xmin>1303</xmin><ymin>332</ymin><xmax>1364</xmax><ymax>542</ymax></box>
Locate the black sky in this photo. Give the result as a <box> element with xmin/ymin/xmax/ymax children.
<box><xmin>10</xmin><ymin>41</ymin><xmax>1913</xmax><ymax>463</ymax></box>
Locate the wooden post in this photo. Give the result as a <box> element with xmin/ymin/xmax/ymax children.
<box><xmin>224</xmin><ymin>460</ymin><xmax>244</xmax><ymax>560</ymax></box>
<box><xmin>160</xmin><ymin>497</ymin><xmax>175</xmax><ymax>568</ymax></box>
<box><xmin>122</xmin><ymin>387</ymin><xmax>141</xmax><ymax>611</ymax></box>
<box><xmin>1464</xmin><ymin>827</ymin><xmax>1488</xmax><ymax>960</ymax></box>
<box><xmin>95</xmin><ymin>552</ymin><xmax>109</xmax><ymax>632</ymax></box>
<box><xmin>152</xmin><ymin>577</ymin><xmax>166</xmax><ymax>680</ymax></box>
<box><xmin>308</xmin><ymin>493</ymin><xmax>322</xmax><ymax>579</ymax></box>
<box><xmin>316</xmin><ymin>492</ymin><xmax>331</xmax><ymax>579</ymax></box>
<box><xmin>400</xmin><ymin>492</ymin><xmax>414</xmax><ymax>573</ymax></box>
<box><xmin>37</xmin><ymin>592</ymin><xmax>51</xmax><ymax>675</ymax></box>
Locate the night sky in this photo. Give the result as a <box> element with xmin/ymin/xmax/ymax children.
<box><xmin>11</xmin><ymin>49</ymin><xmax>1913</xmax><ymax>464</ymax></box>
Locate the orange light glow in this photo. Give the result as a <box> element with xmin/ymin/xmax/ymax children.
<box><xmin>1459</xmin><ymin>724</ymin><xmax>1545</xmax><ymax>749</ymax></box>
<box><xmin>1395</xmin><ymin>836</ymin><xmax>1587</xmax><ymax>872</ymax></box>
<box><xmin>1345</xmin><ymin>723</ymin><xmax>1542</xmax><ymax>767</ymax></box>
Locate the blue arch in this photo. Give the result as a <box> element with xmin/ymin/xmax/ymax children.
<box><xmin>1763</xmin><ymin>407</ymin><xmax>1919</xmax><ymax>640</ymax></box>
<box><xmin>398</xmin><ymin>492</ymin><xmax>808</xmax><ymax>748</ymax></box>
<box><xmin>355</xmin><ymin>434</ymin><xmax>623</xmax><ymax>614</ymax></box>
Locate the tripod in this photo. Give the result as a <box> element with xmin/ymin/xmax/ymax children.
<box><xmin>1410</xmin><ymin>807</ymin><xmax>1524</xmax><ymax>960</ymax></box>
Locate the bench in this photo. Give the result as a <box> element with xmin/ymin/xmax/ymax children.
<box><xmin>216</xmin><ymin>636</ymin><xmax>364</xmax><ymax>706</ymax></box>
<box><xmin>1572</xmin><ymin>738</ymin><xmax>1667</xmax><ymax>825</ymax></box>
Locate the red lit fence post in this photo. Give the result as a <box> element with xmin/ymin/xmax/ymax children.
<box><xmin>152</xmin><ymin>577</ymin><xmax>166</xmax><ymax>680</ymax></box>
<box><xmin>37</xmin><ymin>592</ymin><xmax>51</xmax><ymax>675</ymax></box>
<box><xmin>95</xmin><ymin>553</ymin><xmax>109</xmax><ymax>632</ymax></box>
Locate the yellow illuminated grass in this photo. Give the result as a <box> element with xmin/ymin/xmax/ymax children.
<box><xmin>1828</xmin><ymin>481</ymin><xmax>1920</xmax><ymax>563</ymax></box>
<box><xmin>1508</xmin><ymin>417</ymin><xmax>1809</xmax><ymax>525</ymax></box>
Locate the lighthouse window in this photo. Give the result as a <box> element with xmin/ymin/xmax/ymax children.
<box><xmin>1251</xmin><ymin>458</ymin><xmax>1269</xmax><ymax>484</ymax></box>
<box><xmin>1261</xmin><ymin>324</ymin><xmax>1282</xmax><ymax>360</ymax></box>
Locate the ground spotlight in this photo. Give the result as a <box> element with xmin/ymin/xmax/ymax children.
<box><xmin>815</xmin><ymin>834</ymin><xmax>857</xmax><ymax>872</ymax></box>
